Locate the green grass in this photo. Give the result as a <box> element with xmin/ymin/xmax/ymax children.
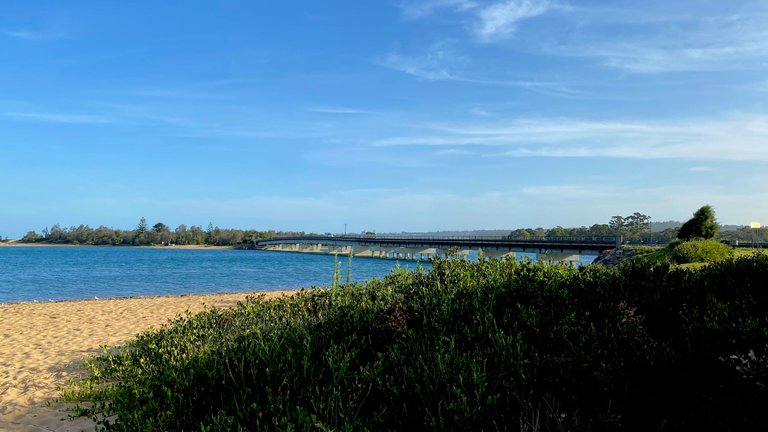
<box><xmin>63</xmin><ymin>256</ymin><xmax>768</xmax><ymax>431</ymax></box>
<box><xmin>624</xmin><ymin>239</ymin><xmax>748</xmax><ymax>267</ymax></box>
<box><xmin>732</xmin><ymin>247</ymin><xmax>768</xmax><ymax>258</ymax></box>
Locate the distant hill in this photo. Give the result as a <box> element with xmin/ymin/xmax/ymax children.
<box><xmin>651</xmin><ymin>221</ymin><xmax>681</xmax><ymax>232</ymax></box>
<box><xmin>649</xmin><ymin>221</ymin><xmax>744</xmax><ymax>232</ymax></box>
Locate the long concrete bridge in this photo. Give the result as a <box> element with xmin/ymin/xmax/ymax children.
<box><xmin>255</xmin><ymin>235</ymin><xmax>620</xmax><ymax>265</ymax></box>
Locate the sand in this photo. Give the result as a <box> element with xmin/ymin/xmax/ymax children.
<box><xmin>0</xmin><ymin>291</ymin><xmax>292</xmax><ymax>431</ymax></box>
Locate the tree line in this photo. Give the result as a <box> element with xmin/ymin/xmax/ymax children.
<box><xmin>17</xmin><ymin>210</ymin><xmax>768</xmax><ymax>246</ymax></box>
<box><xmin>507</xmin><ymin>212</ymin><xmax>668</xmax><ymax>242</ymax></box>
<box><xmin>19</xmin><ymin>217</ymin><xmax>304</xmax><ymax>247</ymax></box>
<box><xmin>507</xmin><ymin>209</ymin><xmax>768</xmax><ymax>244</ymax></box>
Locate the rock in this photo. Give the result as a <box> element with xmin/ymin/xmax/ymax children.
<box><xmin>592</xmin><ymin>248</ymin><xmax>636</xmax><ymax>266</ymax></box>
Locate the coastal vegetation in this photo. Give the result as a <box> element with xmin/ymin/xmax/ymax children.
<box><xmin>13</xmin><ymin>208</ymin><xmax>768</xmax><ymax>247</ymax></box>
<box><xmin>64</xmin><ymin>252</ymin><xmax>768</xmax><ymax>431</ymax></box>
<box><xmin>18</xmin><ymin>218</ymin><xmax>304</xmax><ymax>247</ymax></box>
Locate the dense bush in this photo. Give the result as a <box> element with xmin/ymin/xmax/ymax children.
<box><xmin>65</xmin><ymin>255</ymin><xmax>768</xmax><ymax>431</ymax></box>
<box><xmin>671</xmin><ymin>238</ymin><xmax>732</xmax><ymax>264</ymax></box>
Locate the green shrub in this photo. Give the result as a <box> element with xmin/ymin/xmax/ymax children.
<box><xmin>672</xmin><ymin>238</ymin><xmax>731</xmax><ymax>264</ymax></box>
<box><xmin>63</xmin><ymin>255</ymin><xmax>768</xmax><ymax>431</ymax></box>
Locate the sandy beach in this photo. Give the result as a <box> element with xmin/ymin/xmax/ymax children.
<box><xmin>0</xmin><ymin>291</ymin><xmax>292</xmax><ymax>431</ymax></box>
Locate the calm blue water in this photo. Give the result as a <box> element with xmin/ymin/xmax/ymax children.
<box><xmin>0</xmin><ymin>247</ymin><xmax>427</xmax><ymax>304</ymax></box>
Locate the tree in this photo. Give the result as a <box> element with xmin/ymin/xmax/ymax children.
<box><xmin>546</xmin><ymin>226</ymin><xmax>569</xmax><ymax>237</ymax></box>
<box><xmin>508</xmin><ymin>229</ymin><xmax>532</xmax><ymax>240</ymax></box>
<box><xmin>624</xmin><ymin>212</ymin><xmax>651</xmax><ymax>239</ymax></box>
<box><xmin>677</xmin><ymin>205</ymin><xmax>718</xmax><ymax>240</ymax></box>
<box><xmin>607</xmin><ymin>213</ymin><xmax>652</xmax><ymax>240</ymax></box>
<box><xmin>21</xmin><ymin>231</ymin><xmax>41</xmax><ymax>242</ymax></box>
<box><xmin>609</xmin><ymin>216</ymin><xmax>625</xmax><ymax>236</ymax></box>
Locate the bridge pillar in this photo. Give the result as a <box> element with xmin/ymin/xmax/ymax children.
<box><xmin>480</xmin><ymin>248</ymin><xmax>516</xmax><ymax>260</ymax></box>
<box><xmin>376</xmin><ymin>246</ymin><xmax>395</xmax><ymax>259</ymax></box>
<box><xmin>541</xmin><ymin>252</ymin><xmax>580</xmax><ymax>265</ymax></box>
<box><xmin>352</xmin><ymin>245</ymin><xmax>372</xmax><ymax>257</ymax></box>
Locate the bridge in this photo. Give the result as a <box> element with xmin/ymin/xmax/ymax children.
<box><xmin>255</xmin><ymin>235</ymin><xmax>621</xmax><ymax>264</ymax></box>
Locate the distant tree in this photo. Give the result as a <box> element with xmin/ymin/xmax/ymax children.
<box><xmin>49</xmin><ymin>224</ymin><xmax>65</xmax><ymax>243</ymax></box>
<box><xmin>135</xmin><ymin>217</ymin><xmax>149</xmax><ymax>245</ymax></box>
<box><xmin>588</xmin><ymin>224</ymin><xmax>613</xmax><ymax>236</ymax></box>
<box><xmin>21</xmin><ymin>231</ymin><xmax>41</xmax><ymax>242</ymax></box>
<box><xmin>609</xmin><ymin>216</ymin><xmax>625</xmax><ymax>237</ymax></box>
<box><xmin>190</xmin><ymin>225</ymin><xmax>206</xmax><ymax>245</ymax></box>
<box><xmin>624</xmin><ymin>212</ymin><xmax>652</xmax><ymax>239</ymax></box>
<box><xmin>508</xmin><ymin>229</ymin><xmax>532</xmax><ymax>240</ymax></box>
<box><xmin>137</xmin><ymin>217</ymin><xmax>148</xmax><ymax>236</ymax></box>
<box><xmin>175</xmin><ymin>224</ymin><xmax>190</xmax><ymax>245</ymax></box>
<box><xmin>607</xmin><ymin>213</ymin><xmax>651</xmax><ymax>240</ymax></box>
<box><xmin>657</xmin><ymin>227</ymin><xmax>679</xmax><ymax>242</ymax></box>
<box><xmin>546</xmin><ymin>226</ymin><xmax>569</xmax><ymax>237</ymax></box>
<box><xmin>70</xmin><ymin>224</ymin><xmax>93</xmax><ymax>244</ymax></box>
<box><xmin>677</xmin><ymin>205</ymin><xmax>718</xmax><ymax>240</ymax></box>
<box><xmin>93</xmin><ymin>226</ymin><xmax>115</xmax><ymax>245</ymax></box>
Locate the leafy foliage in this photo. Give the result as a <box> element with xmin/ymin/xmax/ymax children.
<box><xmin>678</xmin><ymin>205</ymin><xmax>719</xmax><ymax>240</ymax></box>
<box><xmin>17</xmin><ymin>219</ymin><xmax>304</xmax><ymax>247</ymax></box>
<box><xmin>671</xmin><ymin>238</ymin><xmax>732</xmax><ymax>264</ymax></box>
<box><xmin>64</xmin><ymin>255</ymin><xmax>768</xmax><ymax>431</ymax></box>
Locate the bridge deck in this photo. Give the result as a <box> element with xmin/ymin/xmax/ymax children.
<box><xmin>256</xmin><ymin>235</ymin><xmax>619</xmax><ymax>253</ymax></box>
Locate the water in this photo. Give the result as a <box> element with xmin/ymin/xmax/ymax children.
<box><xmin>0</xmin><ymin>246</ymin><xmax>427</xmax><ymax>304</ymax></box>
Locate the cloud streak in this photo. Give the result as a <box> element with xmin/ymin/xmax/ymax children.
<box><xmin>549</xmin><ymin>6</ymin><xmax>768</xmax><ymax>73</ymax></box>
<box><xmin>378</xmin><ymin>43</ymin><xmax>584</xmax><ymax>97</ymax></box>
<box><xmin>3</xmin><ymin>30</ymin><xmax>48</xmax><ymax>41</ymax></box>
<box><xmin>399</xmin><ymin>0</ymin><xmax>556</xmax><ymax>40</ymax></box>
<box><xmin>307</xmin><ymin>107</ymin><xmax>373</xmax><ymax>115</ymax></box>
<box><xmin>370</xmin><ymin>115</ymin><xmax>768</xmax><ymax>161</ymax></box>
<box><xmin>1</xmin><ymin>111</ymin><xmax>111</xmax><ymax>124</ymax></box>
<box><xmin>475</xmin><ymin>0</ymin><xmax>554</xmax><ymax>41</ymax></box>
<box><xmin>400</xmin><ymin>2</ymin><xmax>768</xmax><ymax>73</ymax></box>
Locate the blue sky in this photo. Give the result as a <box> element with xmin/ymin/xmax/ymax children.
<box><xmin>1</xmin><ymin>0</ymin><xmax>767</xmax><ymax>238</ymax></box>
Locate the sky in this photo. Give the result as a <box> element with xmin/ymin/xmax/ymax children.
<box><xmin>1</xmin><ymin>0</ymin><xmax>767</xmax><ymax>238</ymax></box>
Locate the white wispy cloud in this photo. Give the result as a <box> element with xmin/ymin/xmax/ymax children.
<box><xmin>689</xmin><ymin>166</ymin><xmax>720</xmax><ymax>173</ymax></box>
<box><xmin>379</xmin><ymin>43</ymin><xmax>584</xmax><ymax>96</ymax></box>
<box><xmin>553</xmin><ymin>7</ymin><xmax>768</xmax><ymax>73</ymax></box>
<box><xmin>401</xmin><ymin>2</ymin><xmax>768</xmax><ymax>73</ymax></box>
<box><xmin>378</xmin><ymin>43</ymin><xmax>462</xmax><ymax>81</ymax></box>
<box><xmin>1</xmin><ymin>111</ymin><xmax>111</xmax><ymax>124</ymax></box>
<box><xmin>370</xmin><ymin>115</ymin><xmax>768</xmax><ymax>161</ymax></box>
<box><xmin>475</xmin><ymin>0</ymin><xmax>555</xmax><ymax>41</ymax></box>
<box><xmin>399</xmin><ymin>0</ymin><xmax>479</xmax><ymax>19</ymax></box>
<box><xmin>470</xmin><ymin>107</ymin><xmax>495</xmax><ymax>117</ymax></box>
<box><xmin>3</xmin><ymin>30</ymin><xmax>47</xmax><ymax>40</ymax></box>
<box><xmin>307</xmin><ymin>107</ymin><xmax>373</xmax><ymax>115</ymax></box>
<box><xmin>433</xmin><ymin>148</ymin><xmax>475</xmax><ymax>156</ymax></box>
<box><xmin>399</xmin><ymin>0</ymin><xmax>556</xmax><ymax>40</ymax></box>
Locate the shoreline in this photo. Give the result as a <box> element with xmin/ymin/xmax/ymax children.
<box><xmin>0</xmin><ymin>288</ymin><xmax>293</xmax><ymax>306</ymax></box>
<box><xmin>0</xmin><ymin>241</ymin><xmax>236</xmax><ymax>250</ymax></box>
<box><xmin>0</xmin><ymin>289</ymin><xmax>299</xmax><ymax>431</ymax></box>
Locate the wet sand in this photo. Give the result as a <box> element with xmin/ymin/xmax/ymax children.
<box><xmin>0</xmin><ymin>291</ymin><xmax>292</xmax><ymax>431</ymax></box>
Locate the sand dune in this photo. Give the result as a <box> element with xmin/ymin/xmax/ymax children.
<box><xmin>0</xmin><ymin>291</ymin><xmax>291</xmax><ymax>431</ymax></box>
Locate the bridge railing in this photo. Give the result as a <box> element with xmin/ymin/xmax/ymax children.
<box><xmin>257</xmin><ymin>234</ymin><xmax>625</xmax><ymax>245</ymax></box>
